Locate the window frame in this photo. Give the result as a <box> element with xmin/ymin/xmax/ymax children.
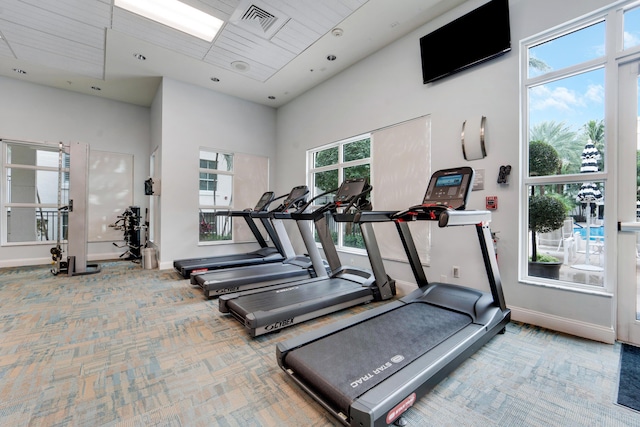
<box><xmin>307</xmin><ymin>133</ymin><xmax>372</xmax><ymax>254</ymax></box>
<box><xmin>198</xmin><ymin>148</ymin><xmax>234</xmax><ymax>245</ymax></box>
<box><xmin>1</xmin><ymin>140</ymin><xmax>69</xmax><ymax>246</ymax></box>
<box><xmin>519</xmin><ymin>3</ymin><xmax>639</xmax><ymax>293</ymax></box>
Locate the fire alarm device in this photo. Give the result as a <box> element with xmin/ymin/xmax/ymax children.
<box><xmin>486</xmin><ymin>196</ymin><xmax>498</xmax><ymax>210</ymax></box>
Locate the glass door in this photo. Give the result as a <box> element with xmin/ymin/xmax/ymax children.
<box><xmin>617</xmin><ymin>58</ymin><xmax>640</xmax><ymax>345</ymax></box>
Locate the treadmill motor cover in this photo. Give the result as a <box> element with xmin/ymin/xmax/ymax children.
<box><xmin>284</xmin><ymin>302</ymin><xmax>472</xmax><ymax>414</ymax></box>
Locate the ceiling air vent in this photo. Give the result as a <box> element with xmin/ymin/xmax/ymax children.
<box><xmin>230</xmin><ymin>1</ymin><xmax>290</xmax><ymax>39</ymax></box>
<box><xmin>241</xmin><ymin>5</ymin><xmax>278</xmax><ymax>33</ymax></box>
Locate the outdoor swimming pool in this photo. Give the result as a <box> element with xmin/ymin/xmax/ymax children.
<box><xmin>574</xmin><ymin>225</ymin><xmax>604</xmax><ymax>238</ymax></box>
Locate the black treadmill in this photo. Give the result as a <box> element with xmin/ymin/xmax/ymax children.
<box><xmin>173</xmin><ymin>191</ymin><xmax>286</xmax><ymax>278</ymax></box>
<box><xmin>191</xmin><ymin>185</ymin><xmax>330</xmax><ymax>299</ymax></box>
<box><xmin>218</xmin><ymin>178</ymin><xmax>396</xmax><ymax>337</ymax></box>
<box><xmin>276</xmin><ymin>167</ymin><xmax>511</xmax><ymax>427</ymax></box>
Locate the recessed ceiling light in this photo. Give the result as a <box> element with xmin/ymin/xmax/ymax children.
<box><xmin>13</xmin><ymin>68</ymin><xmax>26</xmax><ymax>74</ymax></box>
<box><xmin>91</xmin><ymin>86</ymin><xmax>102</xmax><ymax>91</ymax></box>
<box><xmin>327</xmin><ymin>55</ymin><xmax>337</xmax><ymax>61</ymax></box>
<box><xmin>210</xmin><ymin>77</ymin><xmax>220</xmax><ymax>82</ymax></box>
<box><xmin>331</xmin><ymin>28</ymin><xmax>343</xmax><ymax>37</ymax></box>
<box><xmin>114</xmin><ymin>0</ymin><xmax>224</xmax><ymax>41</ymax></box>
<box><xmin>133</xmin><ymin>53</ymin><xmax>146</xmax><ymax>61</ymax></box>
<box><xmin>231</xmin><ymin>61</ymin><xmax>250</xmax><ymax>72</ymax></box>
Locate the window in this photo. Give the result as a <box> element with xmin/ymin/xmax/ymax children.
<box><xmin>308</xmin><ymin>135</ymin><xmax>371</xmax><ymax>251</ymax></box>
<box><xmin>624</xmin><ymin>5</ymin><xmax>640</xmax><ymax>50</ymax></box>
<box><xmin>2</xmin><ymin>141</ymin><xmax>69</xmax><ymax>244</ymax></box>
<box><xmin>522</xmin><ymin>14</ymin><xmax>616</xmax><ymax>288</ymax></box>
<box><xmin>199</xmin><ymin>150</ymin><xmax>233</xmax><ymax>243</ymax></box>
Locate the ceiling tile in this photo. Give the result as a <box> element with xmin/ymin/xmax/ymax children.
<box><xmin>0</xmin><ymin>0</ymin><xmax>106</xmax><ymax>49</ymax></box>
<box><xmin>18</xmin><ymin>0</ymin><xmax>111</xmax><ymax>29</ymax></box>
<box><xmin>10</xmin><ymin>42</ymin><xmax>104</xmax><ymax>79</ymax></box>
<box><xmin>111</xmin><ymin>8</ymin><xmax>212</xmax><ymax>60</ymax></box>
<box><xmin>0</xmin><ymin>28</ymin><xmax>14</xmax><ymax>59</ymax></box>
<box><xmin>204</xmin><ymin>44</ymin><xmax>276</xmax><ymax>81</ymax></box>
<box><xmin>183</xmin><ymin>0</ymin><xmax>241</xmax><ymax>20</ymax></box>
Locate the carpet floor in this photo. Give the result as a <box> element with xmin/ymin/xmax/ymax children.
<box><xmin>0</xmin><ymin>261</ymin><xmax>639</xmax><ymax>426</ymax></box>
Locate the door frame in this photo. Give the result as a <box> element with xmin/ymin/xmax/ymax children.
<box><xmin>616</xmin><ymin>56</ymin><xmax>640</xmax><ymax>345</ymax></box>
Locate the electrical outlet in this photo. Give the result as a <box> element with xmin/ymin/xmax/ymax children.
<box><xmin>453</xmin><ymin>266</ymin><xmax>460</xmax><ymax>278</ymax></box>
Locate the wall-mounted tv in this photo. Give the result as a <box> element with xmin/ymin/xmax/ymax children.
<box><xmin>420</xmin><ymin>0</ymin><xmax>511</xmax><ymax>84</ymax></box>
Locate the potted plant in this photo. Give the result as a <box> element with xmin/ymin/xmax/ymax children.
<box><xmin>528</xmin><ymin>194</ymin><xmax>567</xmax><ymax>279</ymax></box>
<box><xmin>528</xmin><ymin>140</ymin><xmax>566</xmax><ymax>279</ymax></box>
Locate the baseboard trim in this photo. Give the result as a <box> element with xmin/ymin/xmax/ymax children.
<box><xmin>510</xmin><ymin>305</ymin><xmax>615</xmax><ymax>344</ymax></box>
<box><xmin>0</xmin><ymin>253</ymin><xmax>126</xmax><ymax>269</ymax></box>
<box><xmin>159</xmin><ymin>261</ymin><xmax>173</xmax><ymax>271</ymax></box>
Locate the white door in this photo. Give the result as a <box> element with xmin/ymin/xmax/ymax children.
<box><xmin>617</xmin><ymin>58</ymin><xmax>640</xmax><ymax>345</ymax></box>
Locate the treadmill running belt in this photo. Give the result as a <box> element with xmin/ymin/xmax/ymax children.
<box><xmin>284</xmin><ymin>302</ymin><xmax>472</xmax><ymax>414</ymax></box>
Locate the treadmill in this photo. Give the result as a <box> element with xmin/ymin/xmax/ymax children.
<box><xmin>173</xmin><ymin>191</ymin><xmax>285</xmax><ymax>278</ymax></box>
<box><xmin>218</xmin><ymin>178</ymin><xmax>396</xmax><ymax>337</ymax></box>
<box><xmin>191</xmin><ymin>185</ymin><xmax>330</xmax><ymax>299</ymax></box>
<box><xmin>276</xmin><ymin>167</ymin><xmax>510</xmax><ymax>427</ymax></box>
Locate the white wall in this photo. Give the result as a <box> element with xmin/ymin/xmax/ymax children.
<box><xmin>275</xmin><ymin>0</ymin><xmax>616</xmax><ymax>342</ymax></box>
<box><xmin>156</xmin><ymin>78</ymin><xmax>277</xmax><ymax>268</ymax></box>
<box><xmin>0</xmin><ymin>76</ymin><xmax>150</xmax><ymax>266</ymax></box>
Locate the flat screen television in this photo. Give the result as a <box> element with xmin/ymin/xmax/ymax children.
<box><xmin>420</xmin><ymin>0</ymin><xmax>511</xmax><ymax>84</ymax></box>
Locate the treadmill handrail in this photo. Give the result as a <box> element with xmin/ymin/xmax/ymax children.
<box><xmin>293</xmin><ymin>181</ymin><xmax>373</xmax><ymax>221</ymax></box>
<box><xmin>267</xmin><ymin>186</ymin><xmax>309</xmax><ymax>214</ymax></box>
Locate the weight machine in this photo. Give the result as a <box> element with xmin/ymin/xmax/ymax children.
<box><xmin>109</xmin><ymin>206</ymin><xmax>147</xmax><ymax>263</ymax></box>
<box><xmin>50</xmin><ymin>141</ymin><xmax>100</xmax><ymax>276</ymax></box>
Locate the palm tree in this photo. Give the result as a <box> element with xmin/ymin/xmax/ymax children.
<box><xmin>530</xmin><ymin>121</ymin><xmax>581</xmax><ymax>175</ymax></box>
<box><xmin>529</xmin><ymin>57</ymin><xmax>551</xmax><ymax>73</ymax></box>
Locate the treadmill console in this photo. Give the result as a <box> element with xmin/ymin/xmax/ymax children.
<box><xmin>335</xmin><ymin>178</ymin><xmax>368</xmax><ymax>205</ymax></box>
<box><xmin>282</xmin><ymin>186</ymin><xmax>309</xmax><ymax>210</ymax></box>
<box><xmin>254</xmin><ymin>191</ymin><xmax>275</xmax><ymax>211</ymax></box>
<box><xmin>422</xmin><ymin>167</ymin><xmax>474</xmax><ymax>210</ymax></box>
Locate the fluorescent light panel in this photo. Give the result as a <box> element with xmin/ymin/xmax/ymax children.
<box><xmin>115</xmin><ymin>0</ymin><xmax>223</xmax><ymax>41</ymax></box>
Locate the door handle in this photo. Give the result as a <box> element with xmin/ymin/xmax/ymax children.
<box><xmin>618</xmin><ymin>221</ymin><xmax>640</xmax><ymax>232</ymax></box>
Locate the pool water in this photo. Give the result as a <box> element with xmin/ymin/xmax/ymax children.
<box><xmin>574</xmin><ymin>225</ymin><xmax>604</xmax><ymax>238</ymax></box>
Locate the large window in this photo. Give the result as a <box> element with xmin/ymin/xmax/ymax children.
<box><xmin>521</xmin><ymin>4</ymin><xmax>640</xmax><ymax>288</ymax></box>
<box><xmin>2</xmin><ymin>141</ymin><xmax>69</xmax><ymax>244</ymax></box>
<box><xmin>308</xmin><ymin>135</ymin><xmax>371</xmax><ymax>250</ymax></box>
<box><xmin>199</xmin><ymin>150</ymin><xmax>233</xmax><ymax>243</ymax></box>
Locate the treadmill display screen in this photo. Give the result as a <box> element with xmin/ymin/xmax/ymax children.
<box><xmin>435</xmin><ymin>174</ymin><xmax>463</xmax><ymax>188</ymax></box>
<box><xmin>283</xmin><ymin>186</ymin><xmax>308</xmax><ymax>207</ymax></box>
<box><xmin>254</xmin><ymin>191</ymin><xmax>274</xmax><ymax>211</ymax></box>
<box><xmin>335</xmin><ymin>179</ymin><xmax>367</xmax><ymax>203</ymax></box>
<box><xmin>423</xmin><ymin>167</ymin><xmax>474</xmax><ymax>209</ymax></box>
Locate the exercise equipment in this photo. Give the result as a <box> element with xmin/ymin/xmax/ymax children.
<box><xmin>276</xmin><ymin>167</ymin><xmax>510</xmax><ymax>427</ymax></box>
<box><xmin>173</xmin><ymin>191</ymin><xmax>289</xmax><ymax>278</ymax></box>
<box><xmin>51</xmin><ymin>141</ymin><xmax>100</xmax><ymax>276</ymax></box>
<box><xmin>110</xmin><ymin>206</ymin><xmax>144</xmax><ymax>262</ymax></box>
<box><xmin>218</xmin><ymin>178</ymin><xmax>396</xmax><ymax>337</ymax></box>
<box><xmin>191</xmin><ymin>185</ymin><xmax>330</xmax><ymax>298</ymax></box>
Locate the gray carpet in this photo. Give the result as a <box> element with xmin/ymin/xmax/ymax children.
<box><xmin>0</xmin><ymin>261</ymin><xmax>639</xmax><ymax>426</ymax></box>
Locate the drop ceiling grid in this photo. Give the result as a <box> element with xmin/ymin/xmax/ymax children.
<box><xmin>270</xmin><ymin>19</ymin><xmax>321</xmax><ymax>53</ymax></box>
<box><xmin>19</xmin><ymin>0</ymin><xmax>112</xmax><ymax>29</ymax></box>
<box><xmin>216</xmin><ymin>26</ymin><xmax>295</xmax><ymax>65</ymax></box>
<box><xmin>275</xmin><ymin>0</ymin><xmax>365</xmax><ymax>33</ymax></box>
<box><xmin>0</xmin><ymin>37</ymin><xmax>14</xmax><ymax>59</ymax></box>
<box><xmin>11</xmin><ymin>43</ymin><xmax>104</xmax><ymax>79</ymax></box>
<box><xmin>182</xmin><ymin>0</ymin><xmax>239</xmax><ymax>19</ymax></box>
<box><xmin>111</xmin><ymin>9</ymin><xmax>212</xmax><ymax>60</ymax></box>
<box><xmin>0</xmin><ymin>0</ymin><xmax>106</xmax><ymax>49</ymax></box>
<box><xmin>203</xmin><ymin>45</ymin><xmax>275</xmax><ymax>81</ymax></box>
<box><xmin>1</xmin><ymin>22</ymin><xmax>104</xmax><ymax>68</ymax></box>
